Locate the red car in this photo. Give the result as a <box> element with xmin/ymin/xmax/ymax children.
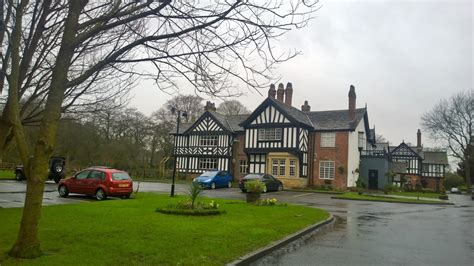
<box><xmin>58</xmin><ymin>167</ymin><xmax>133</xmax><ymax>200</ymax></box>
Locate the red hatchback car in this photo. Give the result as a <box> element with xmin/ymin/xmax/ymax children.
<box><xmin>58</xmin><ymin>167</ymin><xmax>133</xmax><ymax>200</ymax></box>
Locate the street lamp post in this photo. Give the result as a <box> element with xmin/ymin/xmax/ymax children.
<box><xmin>171</xmin><ymin>107</ymin><xmax>187</xmax><ymax>197</ymax></box>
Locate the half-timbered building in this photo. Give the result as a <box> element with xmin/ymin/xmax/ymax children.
<box><xmin>173</xmin><ymin>82</ymin><xmax>375</xmax><ymax>189</ymax></box>
<box><xmin>359</xmin><ymin>130</ymin><xmax>448</xmax><ymax>191</ymax></box>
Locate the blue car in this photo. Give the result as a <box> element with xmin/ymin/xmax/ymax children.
<box><xmin>193</xmin><ymin>170</ymin><xmax>233</xmax><ymax>189</ymax></box>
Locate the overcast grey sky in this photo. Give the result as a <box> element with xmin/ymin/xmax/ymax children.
<box><xmin>129</xmin><ymin>0</ymin><xmax>472</xmax><ymax>148</ymax></box>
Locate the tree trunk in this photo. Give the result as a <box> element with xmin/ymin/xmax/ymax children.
<box><xmin>465</xmin><ymin>156</ymin><xmax>471</xmax><ymax>188</ymax></box>
<box><xmin>9</xmin><ymin>0</ymin><xmax>88</xmax><ymax>258</ymax></box>
<box><xmin>0</xmin><ymin>120</ymin><xmax>12</xmax><ymax>161</ymax></box>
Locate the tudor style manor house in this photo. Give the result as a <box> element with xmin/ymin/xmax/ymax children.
<box><xmin>172</xmin><ymin>82</ymin><xmax>448</xmax><ymax>190</ymax></box>
<box><xmin>173</xmin><ymin>83</ymin><xmax>375</xmax><ymax>189</ymax></box>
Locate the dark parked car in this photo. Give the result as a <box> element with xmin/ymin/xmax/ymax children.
<box><xmin>15</xmin><ymin>156</ymin><xmax>66</xmax><ymax>183</ymax></box>
<box><xmin>239</xmin><ymin>173</ymin><xmax>283</xmax><ymax>193</ymax></box>
<box><xmin>58</xmin><ymin>167</ymin><xmax>133</xmax><ymax>200</ymax></box>
<box><xmin>193</xmin><ymin>170</ymin><xmax>233</xmax><ymax>189</ymax></box>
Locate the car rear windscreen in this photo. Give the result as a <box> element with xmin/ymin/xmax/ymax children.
<box><xmin>112</xmin><ymin>172</ymin><xmax>131</xmax><ymax>180</ymax></box>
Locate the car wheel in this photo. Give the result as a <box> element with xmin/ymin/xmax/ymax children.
<box><xmin>58</xmin><ymin>185</ymin><xmax>69</xmax><ymax>198</ymax></box>
<box><xmin>263</xmin><ymin>185</ymin><xmax>267</xmax><ymax>193</ymax></box>
<box><xmin>211</xmin><ymin>182</ymin><xmax>216</xmax><ymax>189</ymax></box>
<box><xmin>15</xmin><ymin>172</ymin><xmax>23</xmax><ymax>181</ymax></box>
<box><xmin>278</xmin><ymin>184</ymin><xmax>283</xmax><ymax>191</ymax></box>
<box><xmin>227</xmin><ymin>181</ymin><xmax>232</xmax><ymax>188</ymax></box>
<box><xmin>95</xmin><ymin>189</ymin><xmax>107</xmax><ymax>201</ymax></box>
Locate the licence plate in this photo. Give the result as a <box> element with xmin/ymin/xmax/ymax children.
<box><xmin>118</xmin><ymin>184</ymin><xmax>129</xmax><ymax>188</ymax></box>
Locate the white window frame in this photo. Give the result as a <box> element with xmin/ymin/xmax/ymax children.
<box><xmin>319</xmin><ymin>161</ymin><xmax>335</xmax><ymax>180</ymax></box>
<box><xmin>289</xmin><ymin>160</ymin><xmax>296</xmax><ymax>177</ymax></box>
<box><xmin>199</xmin><ymin>135</ymin><xmax>218</xmax><ymax>147</ymax></box>
<box><xmin>199</xmin><ymin>158</ymin><xmax>217</xmax><ymax>170</ymax></box>
<box><xmin>239</xmin><ymin>160</ymin><xmax>248</xmax><ymax>174</ymax></box>
<box><xmin>358</xmin><ymin>131</ymin><xmax>365</xmax><ymax>149</ymax></box>
<box><xmin>258</xmin><ymin>128</ymin><xmax>282</xmax><ymax>141</ymax></box>
<box><xmin>271</xmin><ymin>158</ymin><xmax>286</xmax><ymax>176</ymax></box>
<box><xmin>321</xmin><ymin>132</ymin><xmax>336</xmax><ymax>147</ymax></box>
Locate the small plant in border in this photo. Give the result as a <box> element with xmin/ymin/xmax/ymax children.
<box><xmin>187</xmin><ymin>182</ymin><xmax>203</xmax><ymax>209</ymax></box>
<box><xmin>209</xmin><ymin>200</ymin><xmax>220</xmax><ymax>209</ymax></box>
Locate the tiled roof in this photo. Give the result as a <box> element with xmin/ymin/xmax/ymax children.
<box><xmin>423</xmin><ymin>151</ymin><xmax>448</xmax><ymax>165</ymax></box>
<box><xmin>307</xmin><ymin>108</ymin><xmax>366</xmax><ymax>131</ymax></box>
<box><xmin>269</xmin><ymin>98</ymin><xmax>313</xmax><ymax>127</ymax></box>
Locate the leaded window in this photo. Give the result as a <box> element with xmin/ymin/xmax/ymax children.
<box><xmin>239</xmin><ymin>160</ymin><xmax>248</xmax><ymax>174</ymax></box>
<box><xmin>258</xmin><ymin>128</ymin><xmax>282</xmax><ymax>141</ymax></box>
<box><xmin>289</xmin><ymin>160</ymin><xmax>296</xmax><ymax>176</ymax></box>
<box><xmin>319</xmin><ymin>161</ymin><xmax>335</xmax><ymax>179</ymax></box>
<box><xmin>321</xmin><ymin>132</ymin><xmax>336</xmax><ymax>147</ymax></box>
<box><xmin>199</xmin><ymin>158</ymin><xmax>217</xmax><ymax>170</ymax></box>
<box><xmin>200</xmin><ymin>135</ymin><xmax>218</xmax><ymax>146</ymax></box>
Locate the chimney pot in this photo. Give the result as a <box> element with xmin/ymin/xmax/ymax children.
<box><xmin>301</xmin><ymin>100</ymin><xmax>311</xmax><ymax>112</ymax></box>
<box><xmin>284</xmin><ymin>82</ymin><xmax>293</xmax><ymax>106</ymax></box>
<box><xmin>277</xmin><ymin>83</ymin><xmax>284</xmax><ymax>102</ymax></box>
<box><xmin>204</xmin><ymin>101</ymin><xmax>216</xmax><ymax>112</ymax></box>
<box><xmin>268</xmin><ymin>84</ymin><xmax>276</xmax><ymax>98</ymax></box>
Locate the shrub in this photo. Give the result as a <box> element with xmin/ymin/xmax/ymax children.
<box><xmin>356</xmin><ymin>177</ymin><xmax>366</xmax><ymax>189</ymax></box>
<box><xmin>245</xmin><ymin>180</ymin><xmax>265</xmax><ymax>193</ymax></box>
<box><xmin>444</xmin><ymin>173</ymin><xmax>465</xmax><ymax>190</ymax></box>
<box><xmin>383</xmin><ymin>184</ymin><xmax>398</xmax><ymax>194</ymax></box>
<box><xmin>438</xmin><ymin>194</ymin><xmax>449</xmax><ymax>200</ymax></box>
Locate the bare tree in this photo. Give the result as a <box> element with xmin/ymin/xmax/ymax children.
<box><xmin>375</xmin><ymin>134</ymin><xmax>387</xmax><ymax>143</ymax></box>
<box><xmin>421</xmin><ymin>90</ymin><xmax>473</xmax><ymax>188</ymax></box>
<box><xmin>2</xmin><ymin>0</ymin><xmax>320</xmax><ymax>258</ymax></box>
<box><xmin>217</xmin><ymin>99</ymin><xmax>250</xmax><ymax>115</ymax></box>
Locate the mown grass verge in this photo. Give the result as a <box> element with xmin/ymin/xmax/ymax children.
<box><xmin>388</xmin><ymin>191</ymin><xmax>442</xmax><ymax>199</ymax></box>
<box><xmin>0</xmin><ymin>170</ymin><xmax>14</xmax><ymax>180</ymax></box>
<box><xmin>332</xmin><ymin>192</ymin><xmax>452</xmax><ymax>205</ymax></box>
<box><xmin>286</xmin><ymin>189</ymin><xmax>344</xmax><ymax>195</ymax></box>
<box><xmin>0</xmin><ymin>193</ymin><xmax>329</xmax><ymax>265</ymax></box>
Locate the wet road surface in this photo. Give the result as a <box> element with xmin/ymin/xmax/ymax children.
<box><xmin>253</xmin><ymin>194</ymin><xmax>474</xmax><ymax>266</ymax></box>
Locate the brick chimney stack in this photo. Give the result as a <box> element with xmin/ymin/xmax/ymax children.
<box><xmin>301</xmin><ymin>100</ymin><xmax>311</xmax><ymax>112</ymax></box>
<box><xmin>348</xmin><ymin>84</ymin><xmax>356</xmax><ymax>120</ymax></box>
<box><xmin>277</xmin><ymin>83</ymin><xmax>284</xmax><ymax>102</ymax></box>
<box><xmin>417</xmin><ymin>129</ymin><xmax>422</xmax><ymax>147</ymax></box>
<box><xmin>204</xmin><ymin>101</ymin><xmax>216</xmax><ymax>112</ymax></box>
<box><xmin>268</xmin><ymin>84</ymin><xmax>276</xmax><ymax>99</ymax></box>
<box><xmin>284</xmin><ymin>82</ymin><xmax>293</xmax><ymax>106</ymax></box>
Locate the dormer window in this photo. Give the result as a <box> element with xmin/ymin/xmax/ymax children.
<box><xmin>258</xmin><ymin>128</ymin><xmax>282</xmax><ymax>141</ymax></box>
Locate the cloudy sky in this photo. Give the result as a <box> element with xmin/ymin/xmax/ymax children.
<box><xmin>129</xmin><ymin>0</ymin><xmax>472</xmax><ymax>148</ymax></box>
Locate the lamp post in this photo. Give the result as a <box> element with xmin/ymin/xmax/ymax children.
<box><xmin>170</xmin><ymin>107</ymin><xmax>187</xmax><ymax>197</ymax></box>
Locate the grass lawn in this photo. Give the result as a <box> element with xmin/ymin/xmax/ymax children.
<box><xmin>0</xmin><ymin>193</ymin><xmax>329</xmax><ymax>265</ymax></box>
<box><xmin>333</xmin><ymin>192</ymin><xmax>448</xmax><ymax>204</ymax></box>
<box><xmin>388</xmin><ymin>191</ymin><xmax>442</xmax><ymax>199</ymax></box>
<box><xmin>286</xmin><ymin>188</ymin><xmax>344</xmax><ymax>195</ymax></box>
<box><xmin>0</xmin><ymin>170</ymin><xmax>14</xmax><ymax>180</ymax></box>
